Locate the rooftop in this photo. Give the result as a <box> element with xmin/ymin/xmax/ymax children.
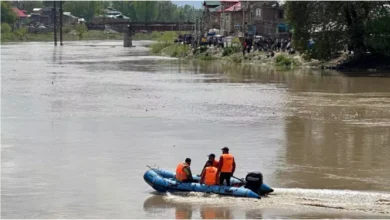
<box><xmin>12</xmin><ymin>7</ymin><xmax>28</xmax><ymax>18</ymax></box>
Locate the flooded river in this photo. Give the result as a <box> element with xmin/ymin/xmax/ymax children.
<box><xmin>2</xmin><ymin>41</ymin><xmax>390</xmax><ymax>218</ymax></box>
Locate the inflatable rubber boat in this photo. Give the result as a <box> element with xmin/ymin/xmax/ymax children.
<box><xmin>143</xmin><ymin>168</ymin><xmax>274</xmax><ymax>199</ymax></box>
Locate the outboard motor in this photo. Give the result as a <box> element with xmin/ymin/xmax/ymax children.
<box><xmin>244</xmin><ymin>172</ymin><xmax>263</xmax><ymax>195</ymax></box>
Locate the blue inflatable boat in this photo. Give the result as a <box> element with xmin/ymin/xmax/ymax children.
<box><xmin>143</xmin><ymin>168</ymin><xmax>274</xmax><ymax>199</ymax></box>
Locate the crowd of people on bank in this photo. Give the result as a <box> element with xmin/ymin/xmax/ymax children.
<box><xmin>175</xmin><ymin>147</ymin><xmax>236</xmax><ymax>186</ymax></box>
<box><xmin>175</xmin><ymin>33</ymin><xmax>295</xmax><ymax>57</ymax></box>
<box><xmin>243</xmin><ymin>34</ymin><xmax>295</xmax><ymax>56</ymax></box>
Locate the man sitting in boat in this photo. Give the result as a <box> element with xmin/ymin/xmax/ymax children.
<box><xmin>200</xmin><ymin>153</ymin><xmax>219</xmax><ymax>174</ymax></box>
<box><xmin>200</xmin><ymin>161</ymin><xmax>218</xmax><ymax>186</ymax></box>
<box><xmin>217</xmin><ymin>147</ymin><xmax>236</xmax><ymax>186</ymax></box>
<box><xmin>176</xmin><ymin>158</ymin><xmax>197</xmax><ymax>183</ymax></box>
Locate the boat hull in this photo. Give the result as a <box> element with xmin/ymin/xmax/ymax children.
<box><xmin>143</xmin><ymin>169</ymin><xmax>274</xmax><ymax>199</ymax></box>
<box><xmin>148</xmin><ymin>168</ymin><xmax>274</xmax><ymax>195</ymax></box>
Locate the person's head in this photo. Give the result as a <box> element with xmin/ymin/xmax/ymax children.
<box><xmin>205</xmin><ymin>161</ymin><xmax>212</xmax><ymax>167</ymax></box>
<box><xmin>185</xmin><ymin>158</ymin><xmax>191</xmax><ymax>165</ymax></box>
<box><xmin>221</xmin><ymin>147</ymin><xmax>229</xmax><ymax>154</ymax></box>
<box><xmin>208</xmin><ymin>153</ymin><xmax>215</xmax><ymax>161</ymax></box>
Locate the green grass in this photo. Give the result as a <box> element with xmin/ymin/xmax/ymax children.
<box><xmin>149</xmin><ymin>31</ymin><xmax>183</xmax><ymax>55</ymax></box>
<box><xmin>160</xmin><ymin>44</ymin><xmax>191</xmax><ymax>57</ymax></box>
<box><xmin>1</xmin><ymin>30</ymin><xmax>123</xmax><ymax>43</ymax></box>
<box><xmin>1</xmin><ymin>28</ymin><xmax>185</xmax><ymax>43</ymax></box>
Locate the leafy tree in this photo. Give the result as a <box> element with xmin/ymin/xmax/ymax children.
<box><xmin>1</xmin><ymin>1</ymin><xmax>17</xmax><ymax>24</ymax></box>
<box><xmin>132</xmin><ymin>1</ymin><xmax>158</xmax><ymax>22</ymax></box>
<box><xmin>285</xmin><ymin>1</ymin><xmax>390</xmax><ymax>59</ymax></box>
<box><xmin>63</xmin><ymin>1</ymin><xmax>107</xmax><ymax>21</ymax></box>
<box><xmin>11</xmin><ymin>1</ymin><xmax>42</xmax><ymax>13</ymax></box>
<box><xmin>155</xmin><ymin>1</ymin><xmax>177</xmax><ymax>22</ymax></box>
<box><xmin>1</xmin><ymin>23</ymin><xmax>12</xmax><ymax>33</ymax></box>
<box><xmin>75</xmin><ymin>23</ymin><xmax>88</xmax><ymax>39</ymax></box>
<box><xmin>111</xmin><ymin>1</ymin><xmax>133</xmax><ymax>17</ymax></box>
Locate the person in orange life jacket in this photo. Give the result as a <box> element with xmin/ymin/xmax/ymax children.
<box><xmin>200</xmin><ymin>161</ymin><xmax>218</xmax><ymax>186</ymax></box>
<box><xmin>217</xmin><ymin>147</ymin><xmax>236</xmax><ymax>186</ymax></box>
<box><xmin>176</xmin><ymin>158</ymin><xmax>197</xmax><ymax>183</ymax></box>
<box><xmin>200</xmin><ymin>153</ymin><xmax>219</xmax><ymax>175</ymax></box>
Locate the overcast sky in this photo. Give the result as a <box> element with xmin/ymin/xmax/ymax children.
<box><xmin>173</xmin><ymin>1</ymin><xmax>203</xmax><ymax>9</ymax></box>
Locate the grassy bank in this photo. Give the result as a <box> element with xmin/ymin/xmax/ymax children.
<box><xmin>1</xmin><ymin>30</ymin><xmax>124</xmax><ymax>42</ymax></box>
<box><xmin>150</xmin><ymin>36</ymin><xmax>305</xmax><ymax>68</ymax></box>
<box><xmin>1</xmin><ymin>23</ymin><xmax>124</xmax><ymax>43</ymax></box>
<box><xmin>1</xmin><ymin>22</ymin><xmax>183</xmax><ymax>43</ymax></box>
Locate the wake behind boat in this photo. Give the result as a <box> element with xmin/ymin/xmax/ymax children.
<box><xmin>143</xmin><ymin>167</ymin><xmax>274</xmax><ymax>199</ymax></box>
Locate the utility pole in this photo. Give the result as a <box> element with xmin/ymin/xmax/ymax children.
<box><xmin>59</xmin><ymin>1</ymin><xmax>63</xmax><ymax>46</ymax></box>
<box><xmin>220</xmin><ymin>3</ymin><xmax>224</xmax><ymax>35</ymax></box>
<box><xmin>53</xmin><ymin>1</ymin><xmax>57</xmax><ymax>46</ymax></box>
<box><xmin>198</xmin><ymin>16</ymin><xmax>201</xmax><ymax>45</ymax></box>
<box><xmin>242</xmin><ymin>1</ymin><xmax>245</xmax><ymax>36</ymax></box>
<box><xmin>200</xmin><ymin>16</ymin><xmax>203</xmax><ymax>38</ymax></box>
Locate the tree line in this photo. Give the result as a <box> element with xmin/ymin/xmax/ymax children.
<box><xmin>2</xmin><ymin>1</ymin><xmax>202</xmax><ymax>24</ymax></box>
<box><xmin>284</xmin><ymin>1</ymin><xmax>390</xmax><ymax>59</ymax></box>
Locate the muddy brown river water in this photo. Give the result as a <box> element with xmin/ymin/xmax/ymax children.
<box><xmin>1</xmin><ymin>41</ymin><xmax>390</xmax><ymax>218</ymax></box>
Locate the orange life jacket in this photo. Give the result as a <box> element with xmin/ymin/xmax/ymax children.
<box><xmin>212</xmin><ymin>160</ymin><xmax>219</xmax><ymax>168</ymax></box>
<box><xmin>175</xmin><ymin>163</ymin><xmax>189</xmax><ymax>181</ymax></box>
<box><xmin>220</xmin><ymin>154</ymin><xmax>234</xmax><ymax>173</ymax></box>
<box><xmin>204</xmin><ymin>166</ymin><xmax>218</xmax><ymax>185</ymax></box>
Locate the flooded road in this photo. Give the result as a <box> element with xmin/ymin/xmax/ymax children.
<box><xmin>2</xmin><ymin>41</ymin><xmax>390</xmax><ymax>218</ymax></box>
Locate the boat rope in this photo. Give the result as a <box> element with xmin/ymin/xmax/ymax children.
<box><xmin>146</xmin><ymin>164</ymin><xmax>162</xmax><ymax>172</ymax></box>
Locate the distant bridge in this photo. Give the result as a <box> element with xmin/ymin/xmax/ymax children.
<box><xmin>87</xmin><ymin>18</ymin><xmax>195</xmax><ymax>32</ymax></box>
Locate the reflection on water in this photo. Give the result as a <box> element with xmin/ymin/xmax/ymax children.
<box><xmin>143</xmin><ymin>190</ymin><xmax>390</xmax><ymax>219</ymax></box>
<box><xmin>143</xmin><ymin>194</ymin><xmax>234</xmax><ymax>219</ymax></box>
<box><xmin>2</xmin><ymin>41</ymin><xmax>390</xmax><ymax>218</ymax></box>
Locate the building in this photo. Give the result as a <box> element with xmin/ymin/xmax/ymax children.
<box><xmin>203</xmin><ymin>1</ymin><xmax>221</xmax><ymax>30</ymax></box>
<box><xmin>203</xmin><ymin>1</ymin><xmax>287</xmax><ymax>38</ymax></box>
<box><xmin>63</xmin><ymin>12</ymin><xmax>79</xmax><ymax>25</ymax></box>
<box><xmin>28</xmin><ymin>7</ymin><xmax>79</xmax><ymax>26</ymax></box>
<box><xmin>248</xmin><ymin>1</ymin><xmax>288</xmax><ymax>38</ymax></box>
<box><xmin>12</xmin><ymin>7</ymin><xmax>28</xmax><ymax>27</ymax></box>
<box><xmin>219</xmin><ymin>1</ymin><xmax>247</xmax><ymax>36</ymax></box>
<box><xmin>99</xmin><ymin>8</ymin><xmax>130</xmax><ymax>19</ymax></box>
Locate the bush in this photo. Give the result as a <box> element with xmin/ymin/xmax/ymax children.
<box><xmin>222</xmin><ymin>46</ymin><xmax>241</xmax><ymax>56</ymax></box>
<box><xmin>75</xmin><ymin>23</ymin><xmax>87</xmax><ymax>39</ymax></box>
<box><xmin>62</xmin><ymin>25</ymin><xmax>74</xmax><ymax>34</ymax></box>
<box><xmin>150</xmin><ymin>42</ymin><xmax>168</xmax><ymax>54</ymax></box>
<box><xmin>198</xmin><ymin>52</ymin><xmax>214</xmax><ymax>60</ymax></box>
<box><xmin>13</xmin><ymin>27</ymin><xmax>28</xmax><ymax>40</ymax></box>
<box><xmin>275</xmin><ymin>54</ymin><xmax>293</xmax><ymax>66</ymax></box>
<box><xmin>232</xmin><ymin>37</ymin><xmax>241</xmax><ymax>45</ymax></box>
<box><xmin>223</xmin><ymin>47</ymin><xmax>235</xmax><ymax>56</ymax></box>
<box><xmin>151</xmin><ymin>31</ymin><xmax>162</xmax><ymax>40</ymax></box>
<box><xmin>302</xmin><ymin>52</ymin><xmax>312</xmax><ymax>61</ymax></box>
<box><xmin>230</xmin><ymin>54</ymin><xmax>243</xmax><ymax>63</ymax></box>
<box><xmin>166</xmin><ymin>44</ymin><xmax>190</xmax><ymax>57</ymax></box>
<box><xmin>1</xmin><ymin>23</ymin><xmax>12</xmax><ymax>33</ymax></box>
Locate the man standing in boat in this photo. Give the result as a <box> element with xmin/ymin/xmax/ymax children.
<box><xmin>176</xmin><ymin>158</ymin><xmax>197</xmax><ymax>183</ymax></box>
<box><xmin>200</xmin><ymin>153</ymin><xmax>219</xmax><ymax>174</ymax></box>
<box><xmin>217</xmin><ymin>147</ymin><xmax>236</xmax><ymax>186</ymax></box>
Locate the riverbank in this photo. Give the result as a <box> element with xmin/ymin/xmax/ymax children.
<box><xmin>150</xmin><ymin>42</ymin><xmax>390</xmax><ymax>74</ymax></box>
<box><xmin>0</xmin><ymin>28</ymin><xmax>180</xmax><ymax>43</ymax></box>
<box><xmin>151</xmin><ymin>42</ymin><xmax>325</xmax><ymax>69</ymax></box>
<box><xmin>1</xmin><ymin>30</ymin><xmax>123</xmax><ymax>42</ymax></box>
